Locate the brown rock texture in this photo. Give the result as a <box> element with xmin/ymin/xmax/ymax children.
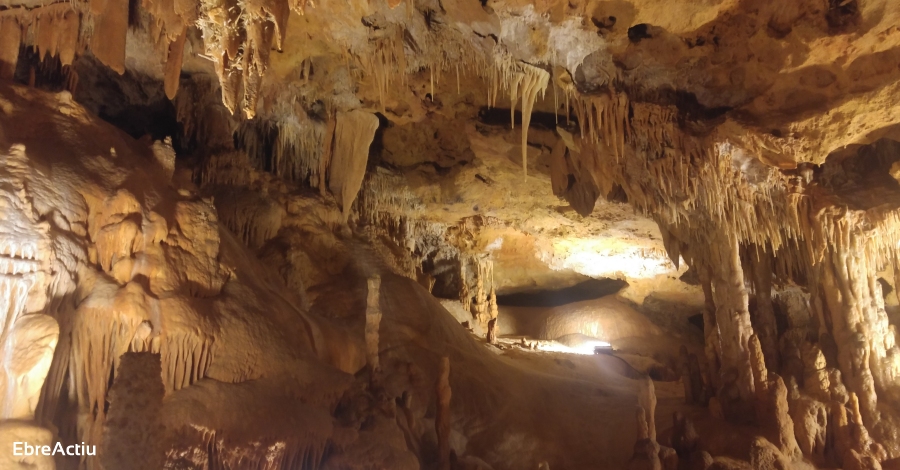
<box><xmin>2</xmin><ymin>0</ymin><xmax>900</xmax><ymax>468</ymax></box>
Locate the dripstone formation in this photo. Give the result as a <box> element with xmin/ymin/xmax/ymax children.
<box><xmin>1</xmin><ymin>0</ymin><xmax>900</xmax><ymax>469</ymax></box>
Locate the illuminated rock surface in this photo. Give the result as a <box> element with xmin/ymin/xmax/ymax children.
<box><xmin>0</xmin><ymin>1</ymin><xmax>900</xmax><ymax>468</ymax></box>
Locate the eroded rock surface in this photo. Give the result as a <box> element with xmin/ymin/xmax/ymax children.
<box><xmin>1</xmin><ymin>0</ymin><xmax>900</xmax><ymax>469</ymax></box>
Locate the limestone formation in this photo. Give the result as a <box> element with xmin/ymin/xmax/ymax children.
<box><xmin>366</xmin><ymin>275</ymin><xmax>383</xmax><ymax>373</ymax></box>
<box><xmin>671</xmin><ymin>412</ymin><xmax>700</xmax><ymax>458</ymax></box>
<box><xmin>749</xmin><ymin>437</ymin><xmax>791</xmax><ymax>470</ymax></box>
<box><xmin>2</xmin><ymin>0</ymin><xmax>900</xmax><ymax>468</ymax></box>
<box><xmin>638</xmin><ymin>376</ymin><xmax>658</xmax><ymax>442</ymax></box>
<box><xmin>436</xmin><ymin>356</ymin><xmax>452</xmax><ymax>470</ymax></box>
<box><xmin>328</xmin><ymin>110</ymin><xmax>380</xmax><ymax>222</ymax></box>
<box><xmin>628</xmin><ymin>406</ymin><xmax>662</xmax><ymax>470</ymax></box>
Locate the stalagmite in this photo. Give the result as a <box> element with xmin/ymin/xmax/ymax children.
<box><xmin>749</xmin><ymin>334</ymin><xmax>768</xmax><ymax>393</ymax></box>
<box><xmin>328</xmin><ymin>110</ymin><xmax>380</xmax><ymax>222</ymax></box>
<box><xmin>751</xmin><ymin>248</ymin><xmax>780</xmax><ymax>371</ymax></box>
<box><xmin>758</xmin><ymin>375</ymin><xmax>802</xmax><ymax>460</ymax></box>
<box><xmin>8</xmin><ymin>3</ymin><xmax>900</xmax><ymax>469</ymax></box>
<box><xmin>460</xmin><ymin>261</ymin><xmax>471</xmax><ymax>313</ymax></box>
<box><xmin>707</xmin><ymin>230</ymin><xmax>756</xmax><ymax>420</ymax></box>
<box><xmin>628</xmin><ymin>405</ymin><xmax>662</xmax><ymax>470</ymax></box>
<box><xmin>487</xmin><ymin>318</ymin><xmax>497</xmax><ymax>344</ymax></box>
<box><xmin>436</xmin><ymin>356</ymin><xmax>452</xmax><ymax>470</ymax></box>
<box><xmin>638</xmin><ymin>376</ymin><xmax>657</xmax><ymax>442</ymax></box>
<box><xmin>689</xmin><ymin>355</ymin><xmax>706</xmax><ymax>404</ymax></box>
<box><xmin>396</xmin><ymin>390</ymin><xmax>421</xmax><ymax>458</ymax></box>
<box><xmin>678</xmin><ymin>347</ymin><xmax>695</xmax><ymax>404</ymax></box>
<box><xmin>549</xmin><ymin>137</ymin><xmax>570</xmax><ymax>197</ymax></box>
<box><xmin>487</xmin><ymin>281</ymin><xmax>498</xmax><ymax>344</ymax></box>
<box><xmin>366</xmin><ymin>275</ymin><xmax>382</xmax><ymax>373</ymax></box>
<box><xmin>815</xmin><ymin>213</ymin><xmax>900</xmax><ymax>454</ymax></box>
<box><xmin>749</xmin><ymin>437</ymin><xmax>792</xmax><ymax>470</ymax></box>
<box><xmin>697</xmin><ymin>264</ymin><xmax>721</xmax><ymax>389</ymax></box>
<box><xmin>671</xmin><ymin>412</ymin><xmax>700</xmax><ymax>459</ymax></box>
<box><xmin>676</xmin><ymin>346</ymin><xmax>703</xmax><ymax>406</ymax></box>
<box><xmin>791</xmin><ymin>395</ymin><xmax>828</xmax><ymax>464</ymax></box>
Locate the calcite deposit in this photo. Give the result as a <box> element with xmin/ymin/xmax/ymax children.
<box><xmin>1</xmin><ymin>0</ymin><xmax>900</xmax><ymax>469</ymax></box>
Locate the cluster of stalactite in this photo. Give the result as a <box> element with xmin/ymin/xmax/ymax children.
<box><xmin>557</xmin><ymin>82</ymin><xmax>900</xmax><ymax>464</ymax></box>
<box><xmin>486</xmin><ymin>57</ymin><xmax>550</xmax><ymax>180</ymax></box>
<box><xmin>0</xmin><ymin>0</ymin><xmax>310</xmax><ymax>117</ymax></box>
<box><xmin>234</xmin><ymin>115</ymin><xmax>326</xmax><ymax>186</ymax></box>
<box><xmin>0</xmin><ymin>3</ymin><xmax>80</xmax><ymax>81</ymax></box>
<box><xmin>0</xmin><ymin>0</ymin><xmax>504</xmax><ymax>123</ymax></box>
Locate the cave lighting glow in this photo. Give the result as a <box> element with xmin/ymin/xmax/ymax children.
<box><xmin>537</xmin><ymin>339</ymin><xmax>612</xmax><ymax>355</ymax></box>
<box><xmin>544</xmin><ymin>238</ymin><xmax>677</xmax><ymax>280</ymax></box>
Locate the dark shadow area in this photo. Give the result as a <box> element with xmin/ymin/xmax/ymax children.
<box><xmin>69</xmin><ymin>56</ymin><xmax>180</xmax><ymax>149</ymax></box>
<box><xmin>477</xmin><ymin>106</ymin><xmax>568</xmax><ymax>131</ymax></box>
<box><xmin>816</xmin><ymin>138</ymin><xmax>900</xmax><ymax>211</ymax></box>
<box><xmin>496</xmin><ymin>278</ymin><xmax>628</xmax><ymax>307</ymax></box>
<box><xmin>13</xmin><ymin>46</ymin><xmax>73</xmax><ymax>93</ymax></box>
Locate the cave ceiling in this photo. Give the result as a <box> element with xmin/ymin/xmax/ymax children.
<box><xmin>1</xmin><ymin>0</ymin><xmax>900</xmax><ymax>299</ymax></box>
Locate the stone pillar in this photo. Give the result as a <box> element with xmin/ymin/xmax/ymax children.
<box><xmin>817</xmin><ymin>215</ymin><xmax>900</xmax><ymax>447</ymax></box>
<box><xmin>707</xmin><ymin>229</ymin><xmax>756</xmax><ymax>419</ymax></box>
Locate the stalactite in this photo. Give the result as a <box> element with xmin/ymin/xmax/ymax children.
<box><xmin>815</xmin><ymin>212</ymin><xmax>900</xmax><ymax>450</ymax></box>
<box><xmin>488</xmin><ymin>58</ymin><xmax>549</xmax><ymax>180</ymax></box>
<box><xmin>319</xmin><ymin>113</ymin><xmax>337</xmax><ymax>196</ymax></box>
<box><xmin>164</xmin><ymin>29</ymin><xmax>188</xmax><ymax>100</ymax></box>
<box><xmin>215</xmin><ymin>190</ymin><xmax>285</xmax><ymax>249</ymax></box>
<box><xmin>232</xmin><ymin>116</ymin><xmax>326</xmax><ymax>185</ymax></box>
<box><xmin>0</xmin><ymin>4</ymin><xmax>82</xmax><ymax>80</ymax></box>
<box><xmin>547</xmin><ymin>36</ymin><xmax>900</xmax><ymax>468</ymax></box>
<box><xmin>327</xmin><ymin>110</ymin><xmax>380</xmax><ymax>222</ymax></box>
<box><xmin>359</xmin><ymin>35</ymin><xmax>407</xmax><ymax>113</ymax></box>
<box><xmin>0</xmin><ymin>16</ymin><xmax>21</xmax><ymax>79</ymax></box>
<box><xmin>518</xmin><ymin>66</ymin><xmax>549</xmax><ymax>181</ymax></box>
<box><xmin>197</xmin><ymin>0</ymin><xmax>298</xmax><ymax>116</ymax></box>
<box><xmin>90</xmin><ymin>0</ymin><xmax>129</xmax><ymax>74</ymax></box>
